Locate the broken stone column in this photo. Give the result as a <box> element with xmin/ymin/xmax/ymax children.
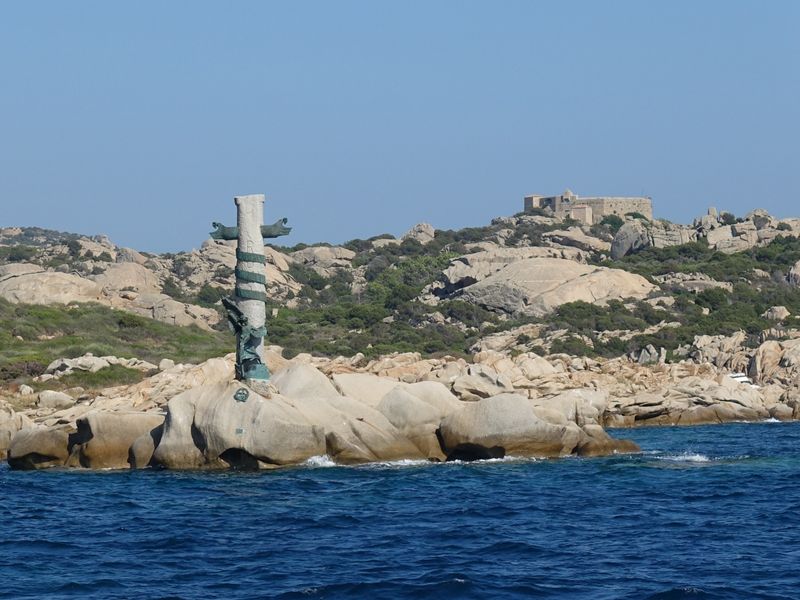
<box><xmin>233</xmin><ymin>194</ymin><xmax>269</xmax><ymax>380</ymax></box>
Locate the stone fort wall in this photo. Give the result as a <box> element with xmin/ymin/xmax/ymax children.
<box><xmin>587</xmin><ymin>197</ymin><xmax>653</xmax><ymax>222</ymax></box>
<box><xmin>523</xmin><ymin>192</ymin><xmax>653</xmax><ymax>225</ymax></box>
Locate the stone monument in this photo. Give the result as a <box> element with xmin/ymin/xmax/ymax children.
<box><xmin>210</xmin><ymin>194</ymin><xmax>291</xmax><ymax>382</ymax></box>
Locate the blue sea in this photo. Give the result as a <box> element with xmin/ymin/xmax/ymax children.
<box><xmin>2</xmin><ymin>422</ymin><xmax>799</xmax><ymax>599</ymax></box>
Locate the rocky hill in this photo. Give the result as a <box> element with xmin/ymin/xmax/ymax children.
<box><xmin>3</xmin><ymin>205</ymin><xmax>800</xmax><ymax>461</ymax></box>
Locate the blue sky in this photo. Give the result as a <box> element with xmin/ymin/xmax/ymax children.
<box><xmin>1</xmin><ymin>1</ymin><xmax>798</xmax><ymax>252</ymax></box>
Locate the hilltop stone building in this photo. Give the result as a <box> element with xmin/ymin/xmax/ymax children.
<box><xmin>524</xmin><ymin>189</ymin><xmax>653</xmax><ymax>225</ymax></box>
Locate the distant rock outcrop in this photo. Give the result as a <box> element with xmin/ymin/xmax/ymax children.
<box><xmin>456</xmin><ymin>257</ymin><xmax>654</xmax><ymax>317</ymax></box>
<box><xmin>402</xmin><ymin>223</ymin><xmax>436</xmax><ymax>245</ymax></box>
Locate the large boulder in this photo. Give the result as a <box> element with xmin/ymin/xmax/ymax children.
<box><xmin>376</xmin><ymin>386</ymin><xmax>453</xmax><ymax>459</ymax></box>
<box><xmin>282</xmin><ymin>393</ymin><xmax>425</xmax><ymax>464</ymax></box>
<box><xmin>438</xmin><ymin>393</ymin><xmax>584</xmax><ymax>460</ymax></box>
<box><xmin>0</xmin><ymin>269</ymin><xmax>102</xmax><ymax>305</ymax></box>
<box><xmin>271</xmin><ymin>363</ymin><xmax>340</xmax><ymax>399</ymax></box>
<box><xmin>37</xmin><ymin>390</ymin><xmax>76</xmax><ymax>410</ymax></box>
<box><xmin>402</xmin><ymin>381</ymin><xmax>463</xmax><ymax>415</ymax></box>
<box><xmin>452</xmin><ymin>364</ymin><xmax>514</xmax><ymax>402</ymax></box>
<box><xmin>90</xmin><ymin>262</ymin><xmax>160</xmax><ymax>293</ymax></box>
<box><xmin>611</xmin><ymin>220</ymin><xmax>649</xmax><ymax>259</ymax></box>
<box><xmin>153</xmin><ymin>382</ymin><xmax>326</xmax><ymax>469</ymax></box>
<box><xmin>67</xmin><ymin>412</ymin><xmax>165</xmax><ymax>469</ymax></box>
<box><xmin>331</xmin><ymin>373</ymin><xmax>402</xmax><ymax>407</ymax></box>
<box><xmin>433</xmin><ymin>247</ymin><xmax>589</xmax><ymax>297</ymax></box>
<box><xmin>124</xmin><ymin>293</ymin><xmax>219</xmax><ymax>330</ymax></box>
<box><xmin>0</xmin><ymin>404</ymin><xmax>33</xmax><ymax>456</ymax></box>
<box><xmin>290</xmin><ymin>246</ymin><xmax>355</xmax><ymax>277</ymax></box>
<box><xmin>543</xmin><ymin>227</ymin><xmax>610</xmax><ymax>253</ymax></box>
<box><xmin>402</xmin><ymin>223</ymin><xmax>435</xmax><ymax>245</ymax></box>
<box><xmin>459</xmin><ymin>257</ymin><xmax>654</xmax><ymax>317</ymax></box>
<box><xmin>789</xmin><ymin>260</ymin><xmax>800</xmax><ymax>288</ymax></box>
<box><xmin>532</xmin><ymin>389</ymin><xmax>608</xmax><ymax>427</ymax></box>
<box><xmin>7</xmin><ymin>427</ymin><xmax>70</xmax><ymax>469</ymax></box>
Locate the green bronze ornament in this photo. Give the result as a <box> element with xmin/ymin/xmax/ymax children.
<box><xmin>210</xmin><ymin>218</ymin><xmax>292</xmax><ymax>241</ymax></box>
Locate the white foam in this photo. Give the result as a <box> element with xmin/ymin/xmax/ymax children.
<box><xmin>304</xmin><ymin>455</ymin><xmax>336</xmax><ymax>468</ymax></box>
<box><xmin>362</xmin><ymin>459</ymin><xmax>432</xmax><ymax>468</ymax></box>
<box><xmin>659</xmin><ymin>452</ymin><xmax>711</xmax><ymax>463</ymax></box>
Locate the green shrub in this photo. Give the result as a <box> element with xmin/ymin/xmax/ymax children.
<box><xmin>0</xmin><ymin>245</ymin><xmax>37</xmax><ymax>263</ymax></box>
<box><xmin>195</xmin><ymin>284</ymin><xmax>228</xmax><ymax>307</ymax></box>
<box><xmin>161</xmin><ymin>277</ymin><xmax>183</xmax><ymax>299</ymax></box>
<box><xmin>46</xmin><ymin>364</ymin><xmax>147</xmax><ymax>389</ymax></box>
<box><xmin>550</xmin><ymin>336</ymin><xmax>596</xmax><ymax>357</ymax></box>
<box><xmin>599</xmin><ymin>215</ymin><xmax>624</xmax><ymax>234</ymax></box>
<box><xmin>66</xmin><ymin>240</ymin><xmax>82</xmax><ymax>257</ymax></box>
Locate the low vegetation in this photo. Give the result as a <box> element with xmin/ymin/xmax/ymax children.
<box><xmin>3</xmin><ymin>220</ymin><xmax>800</xmax><ymax>385</ymax></box>
<box><xmin>0</xmin><ymin>298</ymin><xmax>230</xmax><ymax>384</ymax></box>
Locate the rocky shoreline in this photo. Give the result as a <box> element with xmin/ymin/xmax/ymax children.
<box><xmin>3</xmin><ymin>328</ymin><xmax>798</xmax><ymax>471</ymax></box>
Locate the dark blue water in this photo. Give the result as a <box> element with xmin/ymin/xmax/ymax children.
<box><xmin>2</xmin><ymin>422</ymin><xmax>800</xmax><ymax>600</ymax></box>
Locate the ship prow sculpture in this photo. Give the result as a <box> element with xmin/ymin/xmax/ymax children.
<box><xmin>211</xmin><ymin>194</ymin><xmax>291</xmax><ymax>382</ymax></box>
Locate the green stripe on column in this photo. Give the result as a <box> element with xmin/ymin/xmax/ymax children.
<box><xmin>236</xmin><ymin>249</ymin><xmax>266</xmax><ymax>264</ymax></box>
<box><xmin>235</xmin><ymin>267</ymin><xmax>267</xmax><ymax>284</ymax></box>
<box><xmin>235</xmin><ymin>287</ymin><xmax>268</xmax><ymax>302</ymax></box>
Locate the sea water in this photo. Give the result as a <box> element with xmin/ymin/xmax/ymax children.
<box><xmin>2</xmin><ymin>422</ymin><xmax>799</xmax><ymax>599</ymax></box>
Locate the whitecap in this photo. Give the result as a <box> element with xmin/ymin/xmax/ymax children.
<box><xmin>658</xmin><ymin>452</ymin><xmax>711</xmax><ymax>463</ymax></box>
<box><xmin>303</xmin><ymin>455</ymin><xmax>337</xmax><ymax>468</ymax></box>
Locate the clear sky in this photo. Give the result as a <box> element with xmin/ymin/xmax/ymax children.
<box><xmin>1</xmin><ymin>1</ymin><xmax>798</xmax><ymax>252</ymax></box>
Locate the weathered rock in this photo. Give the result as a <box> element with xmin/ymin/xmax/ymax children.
<box><xmin>403</xmin><ymin>381</ymin><xmax>463</xmax><ymax>415</ymax></box>
<box><xmin>706</xmin><ymin>225</ymin><xmax>733</xmax><ymax>247</ymax></box>
<box><xmin>459</xmin><ymin>258</ymin><xmax>654</xmax><ymax>317</ymax></box>
<box><xmin>280</xmin><ymin>393</ymin><xmax>424</xmax><ymax>464</ymax></box>
<box><xmin>38</xmin><ymin>390</ymin><xmax>76</xmax><ymax>410</ymax></box>
<box><xmin>331</xmin><ymin>373</ymin><xmax>402</xmax><ymax>407</ymax></box>
<box><xmin>8</xmin><ymin>427</ymin><xmax>70</xmax><ymax>469</ymax></box>
<box><xmin>66</xmin><ymin>412</ymin><xmax>165</xmax><ymax>469</ymax></box>
<box><xmin>90</xmin><ymin>262</ymin><xmax>160</xmax><ymax>293</ymax></box>
<box><xmin>432</xmin><ymin>247</ymin><xmax>589</xmax><ymax>298</ymax></box>
<box><xmin>0</xmin><ymin>270</ymin><xmax>102</xmax><ymax>305</ymax></box>
<box><xmin>123</xmin><ymin>293</ymin><xmax>220</xmax><ymax>330</ymax></box>
<box><xmin>452</xmin><ymin>364</ymin><xmax>514</xmax><ymax>402</ymax></box>
<box><xmin>789</xmin><ymin>260</ymin><xmax>800</xmax><ymax>288</ymax></box>
<box><xmin>402</xmin><ymin>223</ymin><xmax>435</xmax><ymax>245</ymax></box>
<box><xmin>153</xmin><ymin>382</ymin><xmax>326</xmax><ymax>469</ymax></box>
<box><xmin>18</xmin><ymin>384</ymin><xmax>35</xmax><ymax>396</ymax></box>
<box><xmin>611</xmin><ymin>220</ymin><xmax>649</xmax><ymax>259</ymax></box>
<box><xmin>116</xmin><ymin>247</ymin><xmax>148</xmax><ymax>265</ymax></box>
<box><xmin>515</xmin><ymin>354</ymin><xmax>557</xmax><ymax>379</ymax></box>
<box><xmin>533</xmin><ymin>389</ymin><xmax>608</xmax><ymax>427</ymax></box>
<box><xmin>130</xmin><ymin>424</ymin><xmax>164</xmax><ymax>468</ymax></box>
<box><xmin>290</xmin><ymin>246</ymin><xmax>355</xmax><ymax>277</ymax></box>
<box><xmin>1</xmin><ymin>405</ymin><xmax>34</xmax><ymax>455</ymax></box>
<box><xmin>376</xmin><ymin>387</ymin><xmax>447</xmax><ymax>459</ymax></box>
<box><xmin>271</xmin><ymin>363</ymin><xmax>340</xmax><ymax>400</ymax></box>
<box><xmin>543</xmin><ymin>228</ymin><xmax>610</xmax><ymax>253</ymax></box>
<box><xmin>439</xmin><ymin>393</ymin><xmax>593</xmax><ymax>460</ymax></box>
<box><xmin>576</xmin><ymin>424</ymin><xmax>640</xmax><ymax>457</ymax></box>
<box><xmin>653</xmin><ymin>272</ymin><xmax>733</xmax><ymax>293</ymax></box>
<box><xmin>748</xmin><ymin>341</ymin><xmax>784</xmax><ymax>383</ymax></box>
<box><xmin>762</xmin><ymin>306</ymin><xmax>791</xmax><ymax>321</ymax></box>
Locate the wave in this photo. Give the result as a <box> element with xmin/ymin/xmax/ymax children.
<box><xmin>303</xmin><ymin>455</ymin><xmax>337</xmax><ymax>468</ymax></box>
<box><xmin>657</xmin><ymin>452</ymin><xmax>711</xmax><ymax>463</ymax></box>
<box><xmin>302</xmin><ymin>455</ymin><xmax>539</xmax><ymax>470</ymax></box>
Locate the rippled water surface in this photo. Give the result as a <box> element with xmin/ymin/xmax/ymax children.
<box><xmin>2</xmin><ymin>422</ymin><xmax>800</xmax><ymax>599</ymax></box>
